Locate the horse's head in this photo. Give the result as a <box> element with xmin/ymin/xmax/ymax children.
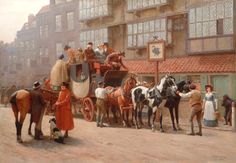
<box><xmin>123</xmin><ymin>75</ymin><xmax>137</xmax><ymax>93</ymax></box>
<box><xmin>177</xmin><ymin>80</ymin><xmax>192</xmax><ymax>93</ymax></box>
<box><xmin>163</xmin><ymin>75</ymin><xmax>177</xmax><ymax>91</ymax></box>
<box><xmin>40</xmin><ymin>89</ymin><xmax>58</xmax><ymax>104</ymax></box>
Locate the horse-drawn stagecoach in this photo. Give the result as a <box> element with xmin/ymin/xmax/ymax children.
<box><xmin>69</xmin><ymin>61</ymin><xmax>130</xmax><ymax>122</ymax></box>
<box><xmin>42</xmin><ymin>60</ymin><xmax>132</xmax><ymax>122</ymax></box>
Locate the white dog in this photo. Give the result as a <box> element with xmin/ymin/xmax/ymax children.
<box><xmin>49</xmin><ymin>118</ymin><xmax>64</xmax><ymax>144</ymax></box>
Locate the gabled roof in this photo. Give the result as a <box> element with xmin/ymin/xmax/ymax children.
<box><xmin>38</xmin><ymin>5</ymin><xmax>50</xmax><ymax>14</ymax></box>
<box><xmin>123</xmin><ymin>53</ymin><xmax>236</xmax><ymax>74</ymax></box>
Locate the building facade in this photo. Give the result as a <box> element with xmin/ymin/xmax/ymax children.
<box><xmin>1</xmin><ymin>0</ymin><xmax>235</xmax><ymax>108</ymax></box>
<box><xmin>78</xmin><ymin>0</ymin><xmax>236</xmax><ymax>110</ymax></box>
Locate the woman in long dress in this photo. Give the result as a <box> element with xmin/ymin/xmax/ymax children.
<box><xmin>55</xmin><ymin>82</ymin><xmax>74</xmax><ymax>137</ymax></box>
<box><xmin>203</xmin><ymin>85</ymin><xmax>218</xmax><ymax>127</ymax></box>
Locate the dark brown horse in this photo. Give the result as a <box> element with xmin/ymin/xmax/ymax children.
<box><xmin>106</xmin><ymin>76</ymin><xmax>137</xmax><ymax>127</ymax></box>
<box><xmin>10</xmin><ymin>89</ymin><xmax>58</xmax><ymax>143</ymax></box>
<box><xmin>28</xmin><ymin>89</ymin><xmax>58</xmax><ymax>135</ymax></box>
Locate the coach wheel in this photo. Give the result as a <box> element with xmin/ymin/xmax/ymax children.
<box><xmin>81</xmin><ymin>97</ymin><xmax>94</xmax><ymax>122</ymax></box>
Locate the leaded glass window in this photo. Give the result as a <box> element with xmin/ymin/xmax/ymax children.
<box><xmin>188</xmin><ymin>0</ymin><xmax>233</xmax><ymax>38</ymax></box>
<box><xmin>127</xmin><ymin>18</ymin><xmax>170</xmax><ymax>48</ymax></box>
<box><xmin>79</xmin><ymin>0</ymin><xmax>111</xmax><ymax>21</ymax></box>
<box><xmin>127</xmin><ymin>0</ymin><xmax>169</xmax><ymax>11</ymax></box>
<box><xmin>79</xmin><ymin>28</ymin><xmax>108</xmax><ymax>48</ymax></box>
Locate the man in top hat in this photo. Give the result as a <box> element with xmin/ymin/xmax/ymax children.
<box><xmin>95</xmin><ymin>81</ymin><xmax>113</xmax><ymax>127</ymax></box>
<box><xmin>105</xmin><ymin>51</ymin><xmax>128</xmax><ymax>70</ymax></box>
<box><xmin>30</xmin><ymin>81</ymin><xmax>46</xmax><ymax>140</ymax></box>
<box><xmin>64</xmin><ymin>45</ymin><xmax>76</xmax><ymax>65</ymax></box>
<box><xmin>177</xmin><ymin>84</ymin><xmax>203</xmax><ymax>136</ymax></box>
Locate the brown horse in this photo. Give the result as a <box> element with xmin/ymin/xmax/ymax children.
<box><xmin>106</xmin><ymin>76</ymin><xmax>137</xmax><ymax>127</ymax></box>
<box><xmin>28</xmin><ymin>88</ymin><xmax>59</xmax><ymax>135</ymax></box>
<box><xmin>10</xmin><ymin>90</ymin><xmax>31</xmax><ymax>143</ymax></box>
<box><xmin>10</xmin><ymin>89</ymin><xmax>58</xmax><ymax>143</ymax></box>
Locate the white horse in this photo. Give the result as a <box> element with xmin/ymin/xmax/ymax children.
<box><xmin>131</xmin><ymin>75</ymin><xmax>177</xmax><ymax>132</ymax></box>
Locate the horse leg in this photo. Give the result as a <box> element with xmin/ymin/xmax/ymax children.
<box><xmin>28</xmin><ymin>115</ymin><xmax>33</xmax><ymax>135</ymax></box>
<box><xmin>159</xmin><ymin>112</ymin><xmax>164</xmax><ymax>133</ymax></box>
<box><xmin>140</xmin><ymin>105</ymin><xmax>144</xmax><ymax>126</ymax></box>
<box><xmin>126</xmin><ymin>109</ymin><xmax>130</xmax><ymax>127</ymax></box>
<box><xmin>169</xmin><ymin>107</ymin><xmax>177</xmax><ymax>131</ymax></box>
<box><xmin>134</xmin><ymin>106</ymin><xmax>139</xmax><ymax>129</ymax></box>
<box><xmin>131</xmin><ymin>107</ymin><xmax>135</xmax><ymax>126</ymax></box>
<box><xmin>175</xmin><ymin>105</ymin><xmax>181</xmax><ymax>130</ymax></box>
<box><xmin>111</xmin><ymin>106</ymin><xmax>118</xmax><ymax>123</ymax></box>
<box><xmin>12</xmin><ymin>105</ymin><xmax>22</xmax><ymax>143</ymax></box>
<box><xmin>138</xmin><ymin>103</ymin><xmax>143</xmax><ymax>127</ymax></box>
<box><xmin>120</xmin><ymin>109</ymin><xmax>126</xmax><ymax>127</ymax></box>
<box><xmin>151</xmin><ymin>111</ymin><xmax>156</xmax><ymax>132</ymax></box>
<box><xmin>17</xmin><ymin>111</ymin><xmax>27</xmax><ymax>143</ymax></box>
<box><xmin>147</xmin><ymin>107</ymin><xmax>152</xmax><ymax>127</ymax></box>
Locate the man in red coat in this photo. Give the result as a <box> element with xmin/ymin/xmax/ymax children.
<box><xmin>55</xmin><ymin>82</ymin><xmax>74</xmax><ymax>138</ymax></box>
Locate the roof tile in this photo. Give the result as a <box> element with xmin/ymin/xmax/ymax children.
<box><xmin>123</xmin><ymin>53</ymin><xmax>236</xmax><ymax>74</ymax></box>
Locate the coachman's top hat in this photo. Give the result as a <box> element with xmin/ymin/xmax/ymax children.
<box><xmin>62</xmin><ymin>82</ymin><xmax>70</xmax><ymax>88</ymax></box>
<box><xmin>98</xmin><ymin>81</ymin><xmax>104</xmax><ymax>86</ymax></box>
<box><xmin>33</xmin><ymin>81</ymin><xmax>41</xmax><ymax>90</ymax></box>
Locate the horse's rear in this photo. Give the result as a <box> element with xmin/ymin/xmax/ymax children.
<box><xmin>10</xmin><ymin>89</ymin><xmax>31</xmax><ymax>143</ymax></box>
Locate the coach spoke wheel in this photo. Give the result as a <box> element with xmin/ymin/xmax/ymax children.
<box><xmin>82</xmin><ymin>98</ymin><xmax>94</xmax><ymax>122</ymax></box>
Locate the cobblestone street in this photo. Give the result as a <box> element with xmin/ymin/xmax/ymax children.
<box><xmin>0</xmin><ymin>105</ymin><xmax>235</xmax><ymax>163</ymax></box>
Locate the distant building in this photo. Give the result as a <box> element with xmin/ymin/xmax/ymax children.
<box><xmin>12</xmin><ymin>0</ymin><xmax>80</xmax><ymax>87</ymax></box>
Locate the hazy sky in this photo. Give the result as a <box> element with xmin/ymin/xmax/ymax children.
<box><xmin>0</xmin><ymin>0</ymin><xmax>49</xmax><ymax>43</ymax></box>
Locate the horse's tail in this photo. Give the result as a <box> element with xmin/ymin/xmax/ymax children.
<box><xmin>9</xmin><ymin>91</ymin><xmax>18</xmax><ymax>109</ymax></box>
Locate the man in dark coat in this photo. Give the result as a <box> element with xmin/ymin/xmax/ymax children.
<box><xmin>222</xmin><ymin>95</ymin><xmax>233</xmax><ymax>126</ymax></box>
<box><xmin>30</xmin><ymin>81</ymin><xmax>46</xmax><ymax>140</ymax></box>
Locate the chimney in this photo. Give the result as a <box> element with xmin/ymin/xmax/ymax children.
<box><xmin>28</xmin><ymin>14</ymin><xmax>35</xmax><ymax>23</ymax></box>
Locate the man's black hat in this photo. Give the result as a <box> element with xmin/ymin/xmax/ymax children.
<box><xmin>33</xmin><ymin>81</ymin><xmax>41</xmax><ymax>90</ymax></box>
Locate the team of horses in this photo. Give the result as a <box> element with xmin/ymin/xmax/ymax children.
<box><xmin>9</xmin><ymin>74</ymin><xmax>191</xmax><ymax>143</ymax></box>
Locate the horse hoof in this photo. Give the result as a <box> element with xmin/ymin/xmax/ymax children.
<box><xmin>177</xmin><ymin>127</ymin><xmax>182</xmax><ymax>131</ymax></box>
<box><xmin>160</xmin><ymin>129</ymin><xmax>165</xmax><ymax>133</ymax></box>
<box><xmin>173</xmin><ymin>128</ymin><xmax>177</xmax><ymax>132</ymax></box>
<box><xmin>17</xmin><ymin>137</ymin><xmax>23</xmax><ymax>143</ymax></box>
